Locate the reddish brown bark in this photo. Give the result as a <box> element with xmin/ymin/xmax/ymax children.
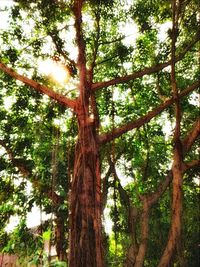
<box><xmin>0</xmin><ymin>62</ymin><xmax>76</xmax><ymax>110</ymax></box>
<box><xmin>68</xmin><ymin>121</ymin><xmax>104</xmax><ymax>267</ymax></box>
<box><xmin>68</xmin><ymin>2</ymin><xmax>104</xmax><ymax>266</ymax></box>
<box><xmin>134</xmin><ymin>198</ymin><xmax>149</xmax><ymax>267</ymax></box>
<box><xmin>125</xmin><ymin>205</ymin><xmax>138</xmax><ymax>267</ymax></box>
<box><xmin>182</xmin><ymin>117</ymin><xmax>200</xmax><ymax>154</ymax></box>
<box><xmin>54</xmin><ymin>214</ymin><xmax>67</xmax><ymax>261</ymax></box>
<box><xmin>158</xmin><ymin>2</ymin><xmax>183</xmax><ymax>265</ymax></box>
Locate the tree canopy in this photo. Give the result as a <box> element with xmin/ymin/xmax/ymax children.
<box><xmin>0</xmin><ymin>0</ymin><xmax>199</xmax><ymax>266</ymax></box>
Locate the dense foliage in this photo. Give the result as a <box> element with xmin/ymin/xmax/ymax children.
<box><xmin>0</xmin><ymin>0</ymin><xmax>199</xmax><ymax>266</ymax></box>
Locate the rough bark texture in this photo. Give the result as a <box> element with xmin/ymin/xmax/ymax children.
<box><xmin>125</xmin><ymin>204</ymin><xmax>138</xmax><ymax>267</ymax></box>
<box><xmin>134</xmin><ymin>199</ymin><xmax>149</xmax><ymax>267</ymax></box>
<box><xmin>0</xmin><ymin>1</ymin><xmax>199</xmax><ymax>266</ymax></box>
<box><xmin>158</xmin><ymin>149</ymin><xmax>183</xmax><ymax>267</ymax></box>
<box><xmin>54</xmin><ymin>212</ymin><xmax>68</xmax><ymax>261</ymax></box>
<box><xmin>68</xmin><ymin>121</ymin><xmax>104</xmax><ymax>267</ymax></box>
<box><xmin>67</xmin><ymin>1</ymin><xmax>104</xmax><ymax>266</ymax></box>
<box><xmin>158</xmin><ymin>2</ymin><xmax>183</xmax><ymax>265</ymax></box>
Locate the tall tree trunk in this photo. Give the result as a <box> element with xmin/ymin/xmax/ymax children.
<box><xmin>134</xmin><ymin>199</ymin><xmax>149</xmax><ymax>267</ymax></box>
<box><xmin>68</xmin><ymin>120</ymin><xmax>104</xmax><ymax>267</ymax></box>
<box><xmin>158</xmin><ymin>149</ymin><xmax>183</xmax><ymax>267</ymax></box>
<box><xmin>54</xmin><ymin>213</ymin><xmax>68</xmax><ymax>261</ymax></box>
<box><xmin>158</xmin><ymin>2</ymin><xmax>183</xmax><ymax>265</ymax></box>
<box><xmin>125</xmin><ymin>205</ymin><xmax>138</xmax><ymax>267</ymax></box>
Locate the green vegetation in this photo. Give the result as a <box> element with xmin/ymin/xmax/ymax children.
<box><xmin>0</xmin><ymin>0</ymin><xmax>199</xmax><ymax>266</ymax></box>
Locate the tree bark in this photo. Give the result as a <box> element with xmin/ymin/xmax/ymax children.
<box><xmin>158</xmin><ymin>2</ymin><xmax>183</xmax><ymax>265</ymax></box>
<box><xmin>54</xmin><ymin>211</ymin><xmax>68</xmax><ymax>261</ymax></box>
<box><xmin>68</xmin><ymin>120</ymin><xmax>104</xmax><ymax>267</ymax></box>
<box><xmin>158</xmin><ymin>149</ymin><xmax>183</xmax><ymax>267</ymax></box>
<box><xmin>134</xmin><ymin>198</ymin><xmax>149</xmax><ymax>267</ymax></box>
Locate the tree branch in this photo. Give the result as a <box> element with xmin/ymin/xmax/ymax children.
<box><xmin>145</xmin><ymin>171</ymin><xmax>173</xmax><ymax>207</ymax></box>
<box><xmin>134</xmin><ymin>198</ymin><xmax>149</xmax><ymax>267</ymax></box>
<box><xmin>99</xmin><ymin>80</ymin><xmax>200</xmax><ymax>144</ymax></box>
<box><xmin>73</xmin><ymin>0</ymin><xmax>87</xmax><ymax>86</ymax></box>
<box><xmin>0</xmin><ymin>139</ymin><xmax>63</xmax><ymax>204</ymax></box>
<box><xmin>0</xmin><ymin>62</ymin><xmax>76</xmax><ymax>110</ymax></box>
<box><xmin>108</xmin><ymin>157</ymin><xmax>138</xmax><ymax>265</ymax></box>
<box><xmin>183</xmin><ymin>159</ymin><xmax>200</xmax><ymax>172</ymax></box>
<box><xmin>89</xmin><ymin>11</ymin><xmax>101</xmax><ymax>78</ymax></box>
<box><xmin>158</xmin><ymin>3</ymin><xmax>184</xmax><ymax>264</ymax></box>
<box><xmin>49</xmin><ymin>32</ymin><xmax>77</xmax><ymax>76</ymax></box>
<box><xmin>101</xmin><ymin>165</ymin><xmax>112</xmax><ymax>211</ymax></box>
<box><xmin>51</xmin><ymin>35</ymin><xmax>76</xmax><ymax>67</ymax></box>
<box><xmin>0</xmin><ymin>139</ymin><xmax>31</xmax><ymax>177</ymax></box>
<box><xmin>98</xmin><ymin>34</ymin><xmax>126</xmax><ymax>46</ymax></box>
<box><xmin>143</xmin><ymin>115</ymin><xmax>200</xmax><ymax>207</ymax></box>
<box><xmin>92</xmin><ymin>33</ymin><xmax>200</xmax><ymax>91</ymax></box>
<box><xmin>182</xmin><ymin>117</ymin><xmax>200</xmax><ymax>154</ymax></box>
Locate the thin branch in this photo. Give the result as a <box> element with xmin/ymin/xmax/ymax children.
<box><xmin>92</xmin><ymin>33</ymin><xmax>200</xmax><ymax>91</ymax></box>
<box><xmin>89</xmin><ymin>11</ymin><xmax>101</xmax><ymax>79</ymax></box>
<box><xmin>146</xmin><ymin>157</ymin><xmax>200</xmax><ymax>208</ymax></box>
<box><xmin>109</xmin><ymin>158</ymin><xmax>138</xmax><ymax>261</ymax></box>
<box><xmin>73</xmin><ymin>0</ymin><xmax>87</xmax><ymax>85</ymax></box>
<box><xmin>99</xmin><ymin>80</ymin><xmax>200</xmax><ymax>144</ymax></box>
<box><xmin>95</xmin><ymin>55</ymin><xmax>119</xmax><ymax>67</ymax></box>
<box><xmin>0</xmin><ymin>139</ymin><xmax>62</xmax><ymax>204</ymax></box>
<box><xmin>182</xmin><ymin>117</ymin><xmax>200</xmax><ymax>154</ymax></box>
<box><xmin>49</xmin><ymin>32</ymin><xmax>77</xmax><ymax>74</ymax></box>
<box><xmin>98</xmin><ymin>34</ymin><xmax>126</xmax><ymax>46</ymax></box>
<box><xmin>102</xmin><ymin>165</ymin><xmax>112</xmax><ymax>211</ymax></box>
<box><xmin>183</xmin><ymin>159</ymin><xmax>200</xmax><ymax>172</ymax></box>
<box><xmin>0</xmin><ymin>61</ymin><xmax>76</xmax><ymax>110</ymax></box>
<box><xmin>143</xmin><ymin>115</ymin><xmax>200</xmax><ymax>207</ymax></box>
<box><xmin>145</xmin><ymin>171</ymin><xmax>173</xmax><ymax>207</ymax></box>
<box><xmin>0</xmin><ymin>139</ymin><xmax>31</xmax><ymax>177</ymax></box>
<box><xmin>102</xmin><ymin>152</ymin><xmax>123</xmax><ymax>210</ymax></box>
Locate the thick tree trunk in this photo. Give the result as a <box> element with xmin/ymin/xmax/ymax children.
<box><xmin>68</xmin><ymin>121</ymin><xmax>104</xmax><ymax>267</ymax></box>
<box><xmin>158</xmin><ymin>149</ymin><xmax>183</xmax><ymax>267</ymax></box>
<box><xmin>134</xmin><ymin>199</ymin><xmax>149</xmax><ymax>267</ymax></box>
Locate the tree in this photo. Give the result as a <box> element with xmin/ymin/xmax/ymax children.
<box><xmin>0</xmin><ymin>0</ymin><xmax>199</xmax><ymax>266</ymax></box>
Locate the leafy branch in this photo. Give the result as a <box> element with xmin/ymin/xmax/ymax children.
<box><xmin>99</xmin><ymin>80</ymin><xmax>200</xmax><ymax>144</ymax></box>
<box><xmin>92</xmin><ymin>32</ymin><xmax>200</xmax><ymax>91</ymax></box>
<box><xmin>0</xmin><ymin>61</ymin><xmax>76</xmax><ymax>110</ymax></box>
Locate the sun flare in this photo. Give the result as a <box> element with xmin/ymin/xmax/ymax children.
<box><xmin>38</xmin><ymin>59</ymin><xmax>69</xmax><ymax>84</ymax></box>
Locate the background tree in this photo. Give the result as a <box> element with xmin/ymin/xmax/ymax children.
<box><xmin>0</xmin><ymin>0</ymin><xmax>199</xmax><ymax>266</ymax></box>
